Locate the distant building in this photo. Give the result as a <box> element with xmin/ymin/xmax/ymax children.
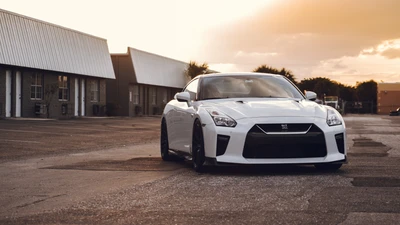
<box><xmin>107</xmin><ymin>48</ymin><xmax>188</xmax><ymax>116</ymax></box>
<box><xmin>377</xmin><ymin>82</ymin><xmax>400</xmax><ymax>115</ymax></box>
<box><xmin>0</xmin><ymin>9</ymin><xmax>115</xmax><ymax>119</ymax></box>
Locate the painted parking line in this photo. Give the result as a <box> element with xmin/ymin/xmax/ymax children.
<box><xmin>0</xmin><ymin>126</ymin><xmax>152</xmax><ymax>134</ymax></box>
<box><xmin>0</xmin><ymin>129</ymin><xmax>56</xmax><ymax>135</ymax></box>
<box><xmin>33</xmin><ymin>125</ymin><xmax>142</xmax><ymax>133</ymax></box>
<box><xmin>0</xmin><ymin>139</ymin><xmax>41</xmax><ymax>144</ymax></box>
<box><xmin>0</xmin><ymin>128</ymin><xmax>103</xmax><ymax>136</ymax></box>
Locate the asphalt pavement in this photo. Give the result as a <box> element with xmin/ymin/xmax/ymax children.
<box><xmin>0</xmin><ymin>115</ymin><xmax>399</xmax><ymax>224</ymax></box>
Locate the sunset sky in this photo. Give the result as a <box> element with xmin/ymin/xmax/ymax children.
<box><xmin>1</xmin><ymin>0</ymin><xmax>400</xmax><ymax>86</ymax></box>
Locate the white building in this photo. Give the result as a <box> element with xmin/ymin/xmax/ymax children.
<box><xmin>0</xmin><ymin>8</ymin><xmax>115</xmax><ymax>118</ymax></box>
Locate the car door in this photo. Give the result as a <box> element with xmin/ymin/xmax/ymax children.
<box><xmin>165</xmin><ymin>98</ymin><xmax>187</xmax><ymax>151</ymax></box>
<box><xmin>173</xmin><ymin>78</ymin><xmax>199</xmax><ymax>153</ymax></box>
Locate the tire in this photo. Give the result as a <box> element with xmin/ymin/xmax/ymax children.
<box><xmin>160</xmin><ymin>119</ymin><xmax>172</xmax><ymax>161</ymax></box>
<box><xmin>192</xmin><ymin>119</ymin><xmax>205</xmax><ymax>172</ymax></box>
<box><xmin>314</xmin><ymin>163</ymin><xmax>342</xmax><ymax>171</ymax></box>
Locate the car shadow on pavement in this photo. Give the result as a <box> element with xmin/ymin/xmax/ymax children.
<box><xmin>44</xmin><ymin>157</ymin><xmax>189</xmax><ymax>172</ymax></box>
<box><xmin>197</xmin><ymin>164</ymin><xmax>346</xmax><ymax>176</ymax></box>
<box><xmin>43</xmin><ymin>157</ymin><xmax>345</xmax><ymax>176</ymax></box>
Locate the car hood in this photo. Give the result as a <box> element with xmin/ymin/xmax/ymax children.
<box><xmin>199</xmin><ymin>98</ymin><xmax>327</xmax><ymax>120</ymax></box>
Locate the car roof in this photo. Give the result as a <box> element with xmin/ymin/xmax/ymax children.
<box><xmin>196</xmin><ymin>72</ymin><xmax>284</xmax><ymax>79</ymax></box>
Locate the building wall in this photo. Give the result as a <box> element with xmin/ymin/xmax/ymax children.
<box><xmin>125</xmin><ymin>84</ymin><xmax>180</xmax><ymax>117</ymax></box>
<box><xmin>378</xmin><ymin>91</ymin><xmax>400</xmax><ymax>114</ymax></box>
<box><xmin>0</xmin><ymin>67</ymin><xmax>6</xmax><ymax>117</ymax></box>
<box><xmin>22</xmin><ymin>70</ymin><xmax>76</xmax><ymax>119</ymax></box>
<box><xmin>139</xmin><ymin>84</ymin><xmax>147</xmax><ymax>116</ymax></box>
<box><xmin>0</xmin><ymin>65</ymin><xmax>107</xmax><ymax>119</ymax></box>
<box><xmin>127</xmin><ymin>84</ymin><xmax>143</xmax><ymax>117</ymax></box>
<box><xmin>0</xmin><ymin>66</ymin><xmax>25</xmax><ymax>118</ymax></box>
<box><xmin>108</xmin><ymin>52</ymin><xmax>186</xmax><ymax>117</ymax></box>
<box><xmin>107</xmin><ymin>55</ymin><xmax>135</xmax><ymax>116</ymax></box>
<box><xmin>85</xmin><ymin>78</ymin><xmax>107</xmax><ymax>116</ymax></box>
<box><xmin>377</xmin><ymin>83</ymin><xmax>400</xmax><ymax>115</ymax></box>
<box><xmin>130</xmin><ymin>84</ymin><xmax>181</xmax><ymax>116</ymax></box>
<box><xmin>128</xmin><ymin>85</ymin><xmax>134</xmax><ymax>117</ymax></box>
<box><xmin>0</xmin><ymin>9</ymin><xmax>115</xmax><ymax>118</ymax></box>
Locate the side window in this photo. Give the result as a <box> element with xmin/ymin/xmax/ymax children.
<box><xmin>183</xmin><ymin>79</ymin><xmax>199</xmax><ymax>101</ymax></box>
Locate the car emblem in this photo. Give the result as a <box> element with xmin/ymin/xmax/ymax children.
<box><xmin>281</xmin><ymin>124</ymin><xmax>288</xmax><ymax>131</ymax></box>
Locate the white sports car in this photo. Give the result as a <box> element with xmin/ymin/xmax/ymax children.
<box><xmin>161</xmin><ymin>72</ymin><xmax>346</xmax><ymax>172</ymax></box>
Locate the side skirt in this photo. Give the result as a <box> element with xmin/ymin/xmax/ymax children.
<box><xmin>169</xmin><ymin>149</ymin><xmax>219</xmax><ymax>165</ymax></box>
<box><xmin>169</xmin><ymin>149</ymin><xmax>191</xmax><ymax>160</ymax></box>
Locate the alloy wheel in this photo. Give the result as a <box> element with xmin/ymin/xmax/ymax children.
<box><xmin>192</xmin><ymin>120</ymin><xmax>205</xmax><ymax>172</ymax></box>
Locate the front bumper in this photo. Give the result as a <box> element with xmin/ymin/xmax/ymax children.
<box><xmin>202</xmin><ymin>116</ymin><xmax>347</xmax><ymax>165</ymax></box>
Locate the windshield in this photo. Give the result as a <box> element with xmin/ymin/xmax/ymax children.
<box><xmin>198</xmin><ymin>75</ymin><xmax>304</xmax><ymax>100</ymax></box>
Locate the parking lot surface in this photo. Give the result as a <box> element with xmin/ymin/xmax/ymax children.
<box><xmin>0</xmin><ymin>117</ymin><xmax>160</xmax><ymax>162</ymax></box>
<box><xmin>0</xmin><ymin>115</ymin><xmax>400</xmax><ymax>224</ymax></box>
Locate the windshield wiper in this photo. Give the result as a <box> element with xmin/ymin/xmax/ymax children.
<box><xmin>250</xmin><ymin>96</ymin><xmax>284</xmax><ymax>98</ymax></box>
<box><xmin>202</xmin><ymin>96</ymin><xmax>230</xmax><ymax>100</ymax></box>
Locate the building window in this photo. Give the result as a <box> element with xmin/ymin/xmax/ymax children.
<box><xmin>90</xmin><ymin>80</ymin><xmax>99</xmax><ymax>102</ymax></box>
<box><xmin>151</xmin><ymin>88</ymin><xmax>157</xmax><ymax>105</ymax></box>
<box><xmin>133</xmin><ymin>85</ymin><xmax>139</xmax><ymax>104</ymax></box>
<box><xmin>31</xmin><ymin>73</ymin><xmax>43</xmax><ymax>100</ymax></box>
<box><xmin>58</xmin><ymin>75</ymin><xmax>69</xmax><ymax>101</ymax></box>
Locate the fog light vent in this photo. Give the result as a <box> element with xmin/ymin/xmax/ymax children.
<box><xmin>216</xmin><ymin>135</ymin><xmax>230</xmax><ymax>156</ymax></box>
<box><xmin>335</xmin><ymin>133</ymin><xmax>345</xmax><ymax>154</ymax></box>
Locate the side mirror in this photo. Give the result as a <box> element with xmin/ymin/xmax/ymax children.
<box><xmin>175</xmin><ymin>92</ymin><xmax>191</xmax><ymax>102</ymax></box>
<box><xmin>305</xmin><ymin>91</ymin><xmax>317</xmax><ymax>101</ymax></box>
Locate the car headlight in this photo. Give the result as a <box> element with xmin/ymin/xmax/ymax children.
<box><xmin>206</xmin><ymin>109</ymin><xmax>237</xmax><ymax>127</ymax></box>
<box><xmin>326</xmin><ymin>108</ymin><xmax>342</xmax><ymax>126</ymax></box>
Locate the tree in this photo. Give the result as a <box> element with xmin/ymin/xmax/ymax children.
<box><xmin>352</xmin><ymin>80</ymin><xmax>377</xmax><ymax>113</ymax></box>
<box><xmin>337</xmin><ymin>84</ymin><xmax>356</xmax><ymax>101</ymax></box>
<box><xmin>313</xmin><ymin>78</ymin><xmax>338</xmax><ymax>99</ymax></box>
<box><xmin>297</xmin><ymin>77</ymin><xmax>361</xmax><ymax>103</ymax></box>
<box><xmin>253</xmin><ymin>64</ymin><xmax>297</xmax><ymax>84</ymax></box>
<box><xmin>278</xmin><ymin>68</ymin><xmax>297</xmax><ymax>85</ymax></box>
<box><xmin>298</xmin><ymin>77</ymin><xmax>338</xmax><ymax>99</ymax></box>
<box><xmin>355</xmin><ymin>80</ymin><xmax>377</xmax><ymax>102</ymax></box>
<box><xmin>297</xmin><ymin>77</ymin><xmax>320</xmax><ymax>93</ymax></box>
<box><xmin>185</xmin><ymin>61</ymin><xmax>211</xmax><ymax>79</ymax></box>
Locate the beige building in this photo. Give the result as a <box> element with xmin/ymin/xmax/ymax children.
<box><xmin>377</xmin><ymin>83</ymin><xmax>400</xmax><ymax>115</ymax></box>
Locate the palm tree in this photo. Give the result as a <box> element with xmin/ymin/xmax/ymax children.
<box><xmin>185</xmin><ymin>61</ymin><xmax>210</xmax><ymax>79</ymax></box>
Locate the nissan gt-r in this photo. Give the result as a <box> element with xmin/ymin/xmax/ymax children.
<box><xmin>160</xmin><ymin>72</ymin><xmax>347</xmax><ymax>172</ymax></box>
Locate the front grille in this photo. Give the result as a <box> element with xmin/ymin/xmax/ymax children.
<box><xmin>335</xmin><ymin>133</ymin><xmax>345</xmax><ymax>154</ymax></box>
<box><xmin>257</xmin><ymin>123</ymin><xmax>312</xmax><ymax>133</ymax></box>
<box><xmin>243</xmin><ymin>124</ymin><xmax>327</xmax><ymax>158</ymax></box>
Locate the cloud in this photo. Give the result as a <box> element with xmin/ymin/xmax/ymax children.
<box><xmin>381</xmin><ymin>48</ymin><xmax>400</xmax><ymax>59</ymax></box>
<box><xmin>203</xmin><ymin>0</ymin><xmax>400</xmax><ymax>57</ymax></box>
<box><xmin>331</xmin><ymin>60</ymin><xmax>348</xmax><ymax>70</ymax></box>
<box><xmin>196</xmin><ymin>0</ymin><xmax>400</xmax><ymax>85</ymax></box>
<box><xmin>235</xmin><ymin>51</ymin><xmax>278</xmax><ymax>58</ymax></box>
<box><xmin>208</xmin><ymin>63</ymin><xmax>239</xmax><ymax>73</ymax></box>
<box><xmin>311</xmin><ymin>52</ymin><xmax>400</xmax><ymax>85</ymax></box>
<box><xmin>357</xmin><ymin>39</ymin><xmax>400</xmax><ymax>59</ymax></box>
<box><xmin>252</xmin><ymin>0</ymin><xmax>400</xmax><ymax>37</ymax></box>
